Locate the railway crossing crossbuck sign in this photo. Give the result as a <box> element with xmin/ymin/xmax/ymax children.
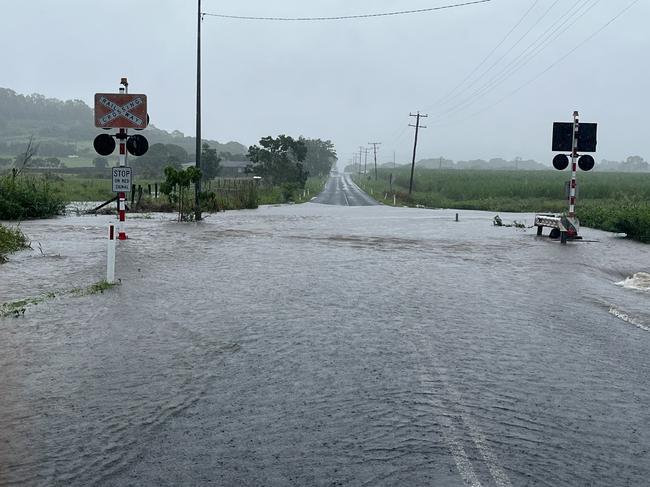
<box><xmin>94</xmin><ymin>93</ymin><xmax>148</xmax><ymax>130</ymax></box>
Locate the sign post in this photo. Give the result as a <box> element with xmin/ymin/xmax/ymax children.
<box><xmin>93</xmin><ymin>78</ymin><xmax>149</xmax><ymax>240</ymax></box>
<box><xmin>568</xmin><ymin>111</ymin><xmax>579</xmax><ymax>220</ymax></box>
<box><xmin>543</xmin><ymin>111</ymin><xmax>598</xmax><ymax>243</ymax></box>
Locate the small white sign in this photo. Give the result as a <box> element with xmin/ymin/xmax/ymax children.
<box><xmin>112</xmin><ymin>167</ymin><xmax>133</xmax><ymax>193</ymax></box>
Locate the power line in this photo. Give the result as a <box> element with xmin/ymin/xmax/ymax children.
<box><xmin>201</xmin><ymin>0</ymin><xmax>491</xmax><ymax>22</ymax></box>
<box><xmin>428</xmin><ymin>0</ymin><xmax>564</xmax><ymax>119</ymax></box>
<box><xmin>431</xmin><ymin>0</ymin><xmax>641</xmax><ymax>127</ymax></box>
<box><xmin>426</xmin><ymin>0</ymin><xmax>541</xmax><ymax>111</ymax></box>
<box><xmin>428</xmin><ymin>0</ymin><xmax>598</xmax><ymax>123</ymax></box>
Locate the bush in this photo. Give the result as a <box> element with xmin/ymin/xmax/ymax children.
<box><xmin>0</xmin><ymin>224</ymin><xmax>29</xmax><ymax>263</ymax></box>
<box><xmin>581</xmin><ymin>203</ymin><xmax>650</xmax><ymax>242</ymax></box>
<box><xmin>0</xmin><ymin>174</ymin><xmax>66</xmax><ymax>219</ymax></box>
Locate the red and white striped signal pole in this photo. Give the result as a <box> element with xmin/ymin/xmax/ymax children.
<box><xmin>117</xmin><ymin>78</ymin><xmax>128</xmax><ymax>240</ymax></box>
<box><xmin>568</xmin><ymin>110</ymin><xmax>579</xmax><ymax>219</ymax></box>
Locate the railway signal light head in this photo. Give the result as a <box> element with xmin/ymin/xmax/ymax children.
<box><xmin>93</xmin><ymin>133</ymin><xmax>116</xmax><ymax>156</ymax></box>
<box><xmin>578</xmin><ymin>155</ymin><xmax>595</xmax><ymax>171</ymax></box>
<box><xmin>126</xmin><ymin>134</ymin><xmax>149</xmax><ymax>157</ymax></box>
<box><xmin>553</xmin><ymin>154</ymin><xmax>569</xmax><ymax>171</ymax></box>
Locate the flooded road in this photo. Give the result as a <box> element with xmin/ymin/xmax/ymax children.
<box><xmin>1</xmin><ymin>181</ymin><xmax>649</xmax><ymax>486</ymax></box>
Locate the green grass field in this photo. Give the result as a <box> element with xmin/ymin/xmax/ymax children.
<box><xmin>355</xmin><ymin>168</ymin><xmax>650</xmax><ymax>242</ymax></box>
<box><xmin>45</xmin><ymin>174</ymin><xmax>328</xmax><ymax>209</ymax></box>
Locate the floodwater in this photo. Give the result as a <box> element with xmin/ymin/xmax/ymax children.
<box><xmin>1</xmin><ymin>175</ymin><xmax>649</xmax><ymax>486</ymax></box>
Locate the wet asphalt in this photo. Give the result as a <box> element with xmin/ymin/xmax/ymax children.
<box><xmin>1</xmin><ymin>175</ymin><xmax>649</xmax><ymax>486</ymax></box>
<box><xmin>312</xmin><ymin>173</ymin><xmax>378</xmax><ymax>206</ymax></box>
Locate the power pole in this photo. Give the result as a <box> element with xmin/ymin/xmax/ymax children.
<box><xmin>359</xmin><ymin>147</ymin><xmax>364</xmax><ymax>176</ymax></box>
<box><xmin>369</xmin><ymin>142</ymin><xmax>381</xmax><ymax>180</ymax></box>
<box><xmin>408</xmin><ymin>111</ymin><xmax>427</xmax><ymax>194</ymax></box>
<box><xmin>363</xmin><ymin>148</ymin><xmax>369</xmax><ymax>175</ymax></box>
<box><xmin>194</xmin><ymin>0</ymin><xmax>202</xmax><ymax>221</ymax></box>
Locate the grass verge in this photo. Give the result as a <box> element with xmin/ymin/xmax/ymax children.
<box><xmin>354</xmin><ymin>168</ymin><xmax>650</xmax><ymax>243</ymax></box>
<box><xmin>0</xmin><ymin>280</ymin><xmax>118</xmax><ymax>318</ymax></box>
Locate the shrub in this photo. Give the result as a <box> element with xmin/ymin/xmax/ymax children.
<box><xmin>0</xmin><ymin>224</ymin><xmax>29</xmax><ymax>263</ymax></box>
<box><xmin>0</xmin><ymin>174</ymin><xmax>65</xmax><ymax>219</ymax></box>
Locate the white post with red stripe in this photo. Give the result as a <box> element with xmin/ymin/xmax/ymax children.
<box><xmin>117</xmin><ymin>79</ymin><xmax>128</xmax><ymax>240</ymax></box>
<box><xmin>568</xmin><ymin>110</ymin><xmax>579</xmax><ymax>219</ymax></box>
<box><xmin>107</xmin><ymin>222</ymin><xmax>116</xmax><ymax>284</ymax></box>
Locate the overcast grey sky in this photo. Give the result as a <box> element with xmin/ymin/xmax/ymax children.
<box><xmin>1</xmin><ymin>0</ymin><xmax>648</xmax><ymax>166</ymax></box>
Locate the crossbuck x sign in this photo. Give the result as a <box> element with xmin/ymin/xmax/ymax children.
<box><xmin>94</xmin><ymin>93</ymin><xmax>148</xmax><ymax>129</ymax></box>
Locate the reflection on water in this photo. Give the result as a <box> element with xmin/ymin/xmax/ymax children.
<box><xmin>1</xmin><ymin>204</ymin><xmax>649</xmax><ymax>486</ymax></box>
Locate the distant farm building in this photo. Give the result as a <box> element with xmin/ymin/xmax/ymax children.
<box><xmin>220</xmin><ymin>159</ymin><xmax>250</xmax><ymax>178</ymax></box>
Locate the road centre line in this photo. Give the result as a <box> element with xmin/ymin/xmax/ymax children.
<box><xmin>408</xmin><ymin>331</ymin><xmax>512</xmax><ymax>487</ymax></box>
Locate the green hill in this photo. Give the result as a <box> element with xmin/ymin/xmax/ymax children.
<box><xmin>0</xmin><ymin>87</ymin><xmax>246</xmax><ymax>164</ymax></box>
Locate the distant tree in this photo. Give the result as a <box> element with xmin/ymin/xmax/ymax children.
<box><xmin>160</xmin><ymin>165</ymin><xmax>202</xmax><ymax>221</ymax></box>
<box><xmin>131</xmin><ymin>143</ymin><xmax>187</xmax><ymax>178</ymax></box>
<box><xmin>247</xmin><ymin>135</ymin><xmax>308</xmax><ymax>186</ymax></box>
<box><xmin>165</xmin><ymin>144</ymin><xmax>190</xmax><ymax>164</ymax></box>
<box><xmin>12</xmin><ymin>136</ymin><xmax>38</xmax><ymax>179</ymax></box>
<box><xmin>300</xmin><ymin>138</ymin><xmax>337</xmax><ymax>177</ymax></box>
<box><xmin>623</xmin><ymin>155</ymin><xmax>649</xmax><ymax>172</ymax></box>
<box><xmin>201</xmin><ymin>143</ymin><xmax>221</xmax><ymax>181</ymax></box>
<box><xmin>93</xmin><ymin>156</ymin><xmax>109</xmax><ymax>169</ymax></box>
<box><xmin>219</xmin><ymin>151</ymin><xmax>249</xmax><ymax>162</ymax></box>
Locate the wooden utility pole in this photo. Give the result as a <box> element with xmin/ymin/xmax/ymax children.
<box><xmin>408</xmin><ymin>111</ymin><xmax>427</xmax><ymax>194</ymax></box>
<box><xmin>369</xmin><ymin>142</ymin><xmax>381</xmax><ymax>180</ymax></box>
<box><xmin>194</xmin><ymin>0</ymin><xmax>202</xmax><ymax>221</ymax></box>
<box><xmin>359</xmin><ymin>147</ymin><xmax>365</xmax><ymax>176</ymax></box>
<box><xmin>363</xmin><ymin>148</ymin><xmax>369</xmax><ymax>175</ymax></box>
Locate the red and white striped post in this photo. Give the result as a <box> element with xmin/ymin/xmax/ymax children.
<box><xmin>568</xmin><ymin>110</ymin><xmax>579</xmax><ymax>219</ymax></box>
<box><xmin>117</xmin><ymin>78</ymin><xmax>128</xmax><ymax>240</ymax></box>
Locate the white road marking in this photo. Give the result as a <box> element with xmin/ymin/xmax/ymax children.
<box><xmin>412</xmin><ymin>332</ymin><xmax>513</xmax><ymax>487</ymax></box>
<box><xmin>464</xmin><ymin>417</ymin><xmax>513</xmax><ymax>487</ymax></box>
<box><xmin>419</xmin><ymin>373</ymin><xmax>483</xmax><ymax>487</ymax></box>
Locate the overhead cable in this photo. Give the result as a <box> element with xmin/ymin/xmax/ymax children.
<box><xmin>201</xmin><ymin>0</ymin><xmax>491</xmax><ymax>22</ymax></box>
<box><xmin>430</xmin><ymin>0</ymin><xmax>641</xmax><ymax>127</ymax></box>
<box><xmin>428</xmin><ymin>0</ymin><xmax>598</xmax><ymax>122</ymax></box>
<box><xmin>427</xmin><ymin>0</ymin><xmax>541</xmax><ymax>110</ymax></box>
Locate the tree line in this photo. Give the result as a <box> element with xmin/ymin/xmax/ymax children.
<box><xmin>247</xmin><ymin>135</ymin><xmax>337</xmax><ymax>186</ymax></box>
<box><xmin>346</xmin><ymin>155</ymin><xmax>649</xmax><ymax>173</ymax></box>
<box><xmin>0</xmin><ymin>87</ymin><xmax>247</xmax><ymax>157</ymax></box>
